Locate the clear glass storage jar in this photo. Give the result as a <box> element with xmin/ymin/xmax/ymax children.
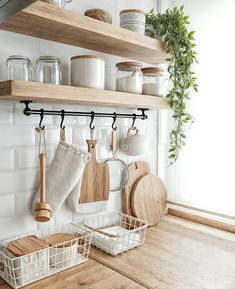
<box><xmin>142</xmin><ymin>67</ymin><xmax>165</xmax><ymax>97</ymax></box>
<box><xmin>6</xmin><ymin>55</ymin><xmax>34</xmax><ymax>81</ymax></box>
<box><xmin>116</xmin><ymin>62</ymin><xmax>142</xmax><ymax>94</ymax></box>
<box><xmin>42</xmin><ymin>0</ymin><xmax>72</xmax><ymax>8</ymax></box>
<box><xmin>36</xmin><ymin>56</ymin><xmax>61</xmax><ymax>85</ymax></box>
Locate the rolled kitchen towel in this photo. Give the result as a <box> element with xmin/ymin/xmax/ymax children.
<box><xmin>32</xmin><ymin>142</ymin><xmax>90</xmax><ymax>217</ymax></box>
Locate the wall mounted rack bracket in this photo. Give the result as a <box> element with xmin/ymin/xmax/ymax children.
<box><xmin>21</xmin><ymin>101</ymin><xmax>149</xmax><ymax>123</ymax></box>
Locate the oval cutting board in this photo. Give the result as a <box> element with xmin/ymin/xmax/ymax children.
<box><xmin>131</xmin><ymin>174</ymin><xmax>167</xmax><ymax>226</ymax></box>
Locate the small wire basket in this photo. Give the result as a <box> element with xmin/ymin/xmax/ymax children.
<box><xmin>82</xmin><ymin>212</ymin><xmax>148</xmax><ymax>256</ymax></box>
<box><xmin>0</xmin><ymin>223</ymin><xmax>92</xmax><ymax>289</ymax></box>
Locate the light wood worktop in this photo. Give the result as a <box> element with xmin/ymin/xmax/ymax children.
<box><xmin>0</xmin><ymin>259</ymin><xmax>144</xmax><ymax>289</ymax></box>
<box><xmin>1</xmin><ymin>216</ymin><xmax>234</xmax><ymax>289</ymax></box>
<box><xmin>91</xmin><ymin>216</ymin><xmax>235</xmax><ymax>289</ymax></box>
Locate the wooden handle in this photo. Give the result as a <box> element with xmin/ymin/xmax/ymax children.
<box><xmin>86</xmin><ymin>139</ymin><xmax>97</xmax><ymax>157</ymax></box>
<box><xmin>39</xmin><ymin>153</ymin><xmax>46</xmax><ymax>203</ymax></box>
<box><xmin>111</xmin><ymin>130</ymin><xmax>117</xmax><ymax>153</ymax></box>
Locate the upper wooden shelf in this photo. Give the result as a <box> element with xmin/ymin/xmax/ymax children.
<box><xmin>0</xmin><ymin>81</ymin><xmax>169</xmax><ymax>110</ymax></box>
<box><xmin>0</xmin><ymin>1</ymin><xmax>167</xmax><ymax>64</ymax></box>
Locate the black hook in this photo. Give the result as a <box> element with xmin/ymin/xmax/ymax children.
<box><xmin>39</xmin><ymin>109</ymin><xmax>45</xmax><ymax>130</ymax></box>
<box><xmin>89</xmin><ymin>111</ymin><xmax>95</xmax><ymax>130</ymax></box>
<box><xmin>60</xmin><ymin>110</ymin><xmax>65</xmax><ymax>130</ymax></box>
<box><xmin>131</xmin><ymin>113</ymin><xmax>137</xmax><ymax>128</ymax></box>
<box><xmin>111</xmin><ymin>112</ymin><xmax>117</xmax><ymax>130</ymax></box>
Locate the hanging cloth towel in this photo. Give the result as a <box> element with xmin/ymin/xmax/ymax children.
<box><xmin>32</xmin><ymin>141</ymin><xmax>90</xmax><ymax>217</ymax></box>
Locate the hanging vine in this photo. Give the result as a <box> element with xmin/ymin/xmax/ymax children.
<box><xmin>146</xmin><ymin>6</ymin><xmax>198</xmax><ymax>164</ymax></box>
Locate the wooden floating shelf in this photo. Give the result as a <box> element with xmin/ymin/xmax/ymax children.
<box><xmin>0</xmin><ymin>1</ymin><xmax>167</xmax><ymax>64</ymax></box>
<box><xmin>0</xmin><ymin>81</ymin><xmax>169</xmax><ymax>110</ymax></box>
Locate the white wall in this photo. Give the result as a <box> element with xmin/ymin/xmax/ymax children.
<box><xmin>0</xmin><ymin>0</ymin><xmax>158</xmax><ymax>240</ymax></box>
<box><xmin>166</xmin><ymin>0</ymin><xmax>235</xmax><ymax>216</ymax></box>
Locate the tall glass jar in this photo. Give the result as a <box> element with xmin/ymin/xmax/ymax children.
<box><xmin>142</xmin><ymin>67</ymin><xmax>166</xmax><ymax>97</ymax></box>
<box><xmin>116</xmin><ymin>62</ymin><xmax>142</xmax><ymax>94</ymax></box>
<box><xmin>6</xmin><ymin>55</ymin><xmax>34</xmax><ymax>81</ymax></box>
<box><xmin>36</xmin><ymin>56</ymin><xmax>61</xmax><ymax>85</ymax></box>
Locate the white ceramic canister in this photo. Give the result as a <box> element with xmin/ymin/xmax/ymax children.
<box><xmin>120</xmin><ymin>9</ymin><xmax>146</xmax><ymax>34</ymax></box>
<box><xmin>71</xmin><ymin>55</ymin><xmax>105</xmax><ymax>89</ymax></box>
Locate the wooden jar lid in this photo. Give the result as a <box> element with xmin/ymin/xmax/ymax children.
<box><xmin>45</xmin><ymin>233</ymin><xmax>77</xmax><ymax>248</ymax></box>
<box><xmin>116</xmin><ymin>61</ymin><xmax>142</xmax><ymax>69</ymax></box>
<box><xmin>7</xmin><ymin>235</ymin><xmax>49</xmax><ymax>257</ymax></box>
<box><xmin>120</xmin><ymin>9</ymin><xmax>146</xmax><ymax>15</ymax></box>
<box><xmin>141</xmin><ymin>67</ymin><xmax>164</xmax><ymax>75</ymax></box>
<box><xmin>84</xmin><ymin>9</ymin><xmax>112</xmax><ymax>24</ymax></box>
<box><xmin>71</xmin><ymin>55</ymin><xmax>104</xmax><ymax>61</ymax></box>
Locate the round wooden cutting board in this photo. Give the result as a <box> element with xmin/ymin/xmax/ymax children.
<box><xmin>131</xmin><ymin>174</ymin><xmax>167</xmax><ymax>226</ymax></box>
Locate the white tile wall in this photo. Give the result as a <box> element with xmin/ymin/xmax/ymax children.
<box><xmin>0</xmin><ymin>0</ymin><xmax>158</xmax><ymax>240</ymax></box>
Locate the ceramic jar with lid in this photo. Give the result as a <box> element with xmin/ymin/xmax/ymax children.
<box><xmin>120</xmin><ymin>9</ymin><xmax>146</xmax><ymax>34</ymax></box>
<box><xmin>116</xmin><ymin>62</ymin><xmax>142</xmax><ymax>94</ymax></box>
<box><xmin>36</xmin><ymin>56</ymin><xmax>62</xmax><ymax>85</ymax></box>
<box><xmin>71</xmin><ymin>55</ymin><xmax>105</xmax><ymax>89</ymax></box>
<box><xmin>142</xmin><ymin>67</ymin><xmax>166</xmax><ymax>97</ymax></box>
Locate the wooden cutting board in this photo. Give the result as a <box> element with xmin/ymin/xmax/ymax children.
<box><xmin>7</xmin><ymin>235</ymin><xmax>49</xmax><ymax>257</ymax></box>
<box><xmin>131</xmin><ymin>174</ymin><xmax>167</xmax><ymax>226</ymax></box>
<box><xmin>122</xmin><ymin>162</ymin><xmax>150</xmax><ymax>216</ymax></box>
<box><xmin>80</xmin><ymin>139</ymin><xmax>109</xmax><ymax>203</ymax></box>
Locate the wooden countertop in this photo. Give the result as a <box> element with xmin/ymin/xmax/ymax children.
<box><xmin>0</xmin><ymin>259</ymin><xmax>144</xmax><ymax>289</ymax></box>
<box><xmin>90</xmin><ymin>216</ymin><xmax>235</xmax><ymax>289</ymax></box>
<box><xmin>1</xmin><ymin>216</ymin><xmax>235</xmax><ymax>289</ymax></box>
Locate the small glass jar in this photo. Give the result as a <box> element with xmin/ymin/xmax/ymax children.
<box><xmin>116</xmin><ymin>62</ymin><xmax>142</xmax><ymax>94</ymax></box>
<box><xmin>142</xmin><ymin>67</ymin><xmax>166</xmax><ymax>97</ymax></box>
<box><xmin>42</xmin><ymin>0</ymin><xmax>72</xmax><ymax>8</ymax></box>
<box><xmin>6</xmin><ymin>55</ymin><xmax>34</xmax><ymax>81</ymax></box>
<box><xmin>36</xmin><ymin>56</ymin><xmax>61</xmax><ymax>85</ymax></box>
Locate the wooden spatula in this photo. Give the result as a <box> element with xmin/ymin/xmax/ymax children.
<box><xmin>79</xmin><ymin>139</ymin><xmax>110</xmax><ymax>203</ymax></box>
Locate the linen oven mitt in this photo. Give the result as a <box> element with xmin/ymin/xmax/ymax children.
<box><xmin>32</xmin><ymin>141</ymin><xmax>90</xmax><ymax>217</ymax></box>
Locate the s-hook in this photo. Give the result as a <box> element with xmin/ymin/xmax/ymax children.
<box><xmin>89</xmin><ymin>111</ymin><xmax>95</xmax><ymax>130</ymax></box>
<box><xmin>60</xmin><ymin>110</ymin><xmax>65</xmax><ymax>130</ymax></box>
<box><xmin>131</xmin><ymin>113</ymin><xmax>137</xmax><ymax>128</ymax></box>
<box><xmin>112</xmin><ymin>113</ymin><xmax>117</xmax><ymax>130</ymax></box>
<box><xmin>39</xmin><ymin>109</ymin><xmax>45</xmax><ymax>130</ymax></box>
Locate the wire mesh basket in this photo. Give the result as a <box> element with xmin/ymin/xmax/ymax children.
<box><xmin>82</xmin><ymin>212</ymin><xmax>148</xmax><ymax>256</ymax></box>
<box><xmin>0</xmin><ymin>223</ymin><xmax>92</xmax><ymax>289</ymax></box>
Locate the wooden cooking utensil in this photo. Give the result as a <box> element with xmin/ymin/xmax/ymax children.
<box><xmin>35</xmin><ymin>153</ymin><xmax>51</xmax><ymax>222</ymax></box>
<box><xmin>122</xmin><ymin>162</ymin><xmax>150</xmax><ymax>216</ymax></box>
<box><xmin>7</xmin><ymin>235</ymin><xmax>49</xmax><ymax>257</ymax></box>
<box><xmin>79</xmin><ymin>139</ymin><xmax>109</xmax><ymax>203</ymax></box>
<box><xmin>131</xmin><ymin>174</ymin><xmax>167</xmax><ymax>226</ymax></box>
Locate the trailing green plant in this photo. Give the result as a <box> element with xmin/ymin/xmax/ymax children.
<box><xmin>146</xmin><ymin>6</ymin><xmax>198</xmax><ymax>164</ymax></box>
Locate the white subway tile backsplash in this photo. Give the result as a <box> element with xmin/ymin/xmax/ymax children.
<box><xmin>0</xmin><ymin>170</ymin><xmax>37</xmax><ymax>195</ymax></box>
<box><xmin>0</xmin><ymin>216</ymin><xmax>37</xmax><ymax>241</ymax></box>
<box><xmin>0</xmin><ymin>0</ymin><xmax>158</xmax><ymax>241</ymax></box>
<box><xmin>0</xmin><ymin>103</ymin><xmax>13</xmax><ymax>124</ymax></box>
<box><xmin>0</xmin><ymin>126</ymin><xmax>35</xmax><ymax>147</ymax></box>
<box><xmin>0</xmin><ymin>195</ymin><xmax>15</xmax><ymax>217</ymax></box>
<box><xmin>15</xmin><ymin>192</ymin><xmax>34</xmax><ymax>215</ymax></box>
<box><xmin>0</xmin><ymin>149</ymin><xmax>14</xmax><ymax>171</ymax></box>
<box><xmin>15</xmin><ymin>146</ymin><xmax>54</xmax><ymax>169</ymax></box>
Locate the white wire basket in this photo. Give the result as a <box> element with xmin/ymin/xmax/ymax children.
<box><xmin>0</xmin><ymin>223</ymin><xmax>92</xmax><ymax>289</ymax></box>
<box><xmin>82</xmin><ymin>212</ymin><xmax>148</xmax><ymax>256</ymax></box>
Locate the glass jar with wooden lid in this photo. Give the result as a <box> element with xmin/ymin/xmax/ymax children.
<box><xmin>116</xmin><ymin>61</ymin><xmax>143</xmax><ymax>94</ymax></box>
<box><xmin>142</xmin><ymin>67</ymin><xmax>166</xmax><ymax>97</ymax></box>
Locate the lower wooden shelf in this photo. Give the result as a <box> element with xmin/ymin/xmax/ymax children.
<box><xmin>0</xmin><ymin>80</ymin><xmax>169</xmax><ymax>110</ymax></box>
